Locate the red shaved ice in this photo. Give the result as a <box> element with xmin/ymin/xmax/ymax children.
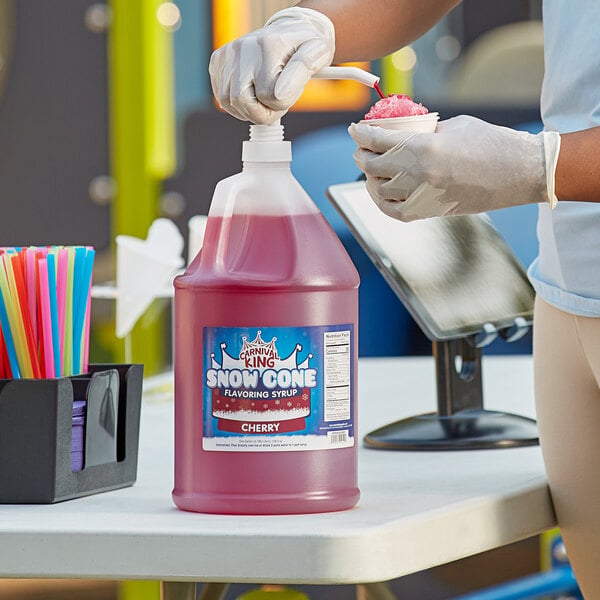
<box><xmin>364</xmin><ymin>94</ymin><xmax>429</xmax><ymax>119</ymax></box>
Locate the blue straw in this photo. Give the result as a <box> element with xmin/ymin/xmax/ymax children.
<box><xmin>0</xmin><ymin>285</ymin><xmax>21</xmax><ymax>378</ymax></box>
<box><xmin>71</xmin><ymin>248</ymin><xmax>85</xmax><ymax>374</ymax></box>
<box><xmin>72</xmin><ymin>248</ymin><xmax>95</xmax><ymax>374</ymax></box>
<box><xmin>79</xmin><ymin>249</ymin><xmax>95</xmax><ymax>370</ymax></box>
<box><xmin>47</xmin><ymin>252</ymin><xmax>62</xmax><ymax>378</ymax></box>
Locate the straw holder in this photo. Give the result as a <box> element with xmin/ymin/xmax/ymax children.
<box><xmin>0</xmin><ymin>363</ymin><xmax>143</xmax><ymax>503</ymax></box>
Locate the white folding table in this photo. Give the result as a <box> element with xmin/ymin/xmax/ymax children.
<box><xmin>0</xmin><ymin>356</ymin><xmax>555</xmax><ymax>599</ymax></box>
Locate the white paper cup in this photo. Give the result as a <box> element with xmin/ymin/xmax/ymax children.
<box><xmin>359</xmin><ymin>112</ymin><xmax>439</xmax><ymax>133</ymax></box>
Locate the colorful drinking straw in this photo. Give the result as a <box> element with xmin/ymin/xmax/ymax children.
<box><xmin>0</xmin><ymin>246</ymin><xmax>95</xmax><ymax>379</ymax></box>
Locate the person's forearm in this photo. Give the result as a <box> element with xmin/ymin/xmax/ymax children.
<box><xmin>555</xmin><ymin>127</ymin><xmax>600</xmax><ymax>202</ymax></box>
<box><xmin>297</xmin><ymin>0</ymin><xmax>461</xmax><ymax>62</ymax></box>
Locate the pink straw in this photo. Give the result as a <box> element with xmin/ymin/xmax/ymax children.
<box><xmin>0</xmin><ymin>326</ymin><xmax>6</xmax><ymax>378</ymax></box>
<box><xmin>25</xmin><ymin>249</ymin><xmax>38</xmax><ymax>347</ymax></box>
<box><xmin>37</xmin><ymin>259</ymin><xmax>55</xmax><ymax>378</ymax></box>
<box><xmin>57</xmin><ymin>248</ymin><xmax>68</xmax><ymax>363</ymax></box>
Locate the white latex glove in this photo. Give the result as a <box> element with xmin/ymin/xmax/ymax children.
<box><xmin>348</xmin><ymin>115</ymin><xmax>561</xmax><ymax>222</ymax></box>
<box><xmin>209</xmin><ymin>7</ymin><xmax>335</xmax><ymax>124</ymax></box>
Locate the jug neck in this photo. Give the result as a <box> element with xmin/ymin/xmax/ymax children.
<box><xmin>242</xmin><ymin>160</ymin><xmax>291</xmax><ymax>171</ymax></box>
<box><xmin>242</xmin><ymin>121</ymin><xmax>292</xmax><ymax>163</ymax></box>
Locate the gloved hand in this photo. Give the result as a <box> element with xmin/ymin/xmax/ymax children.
<box><xmin>348</xmin><ymin>115</ymin><xmax>561</xmax><ymax>222</ymax></box>
<box><xmin>209</xmin><ymin>7</ymin><xmax>335</xmax><ymax>124</ymax></box>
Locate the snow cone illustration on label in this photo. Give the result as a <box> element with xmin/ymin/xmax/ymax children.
<box><xmin>208</xmin><ymin>330</ymin><xmax>314</xmax><ymax>432</ymax></box>
<box><xmin>202</xmin><ymin>325</ymin><xmax>354</xmax><ymax>452</ymax></box>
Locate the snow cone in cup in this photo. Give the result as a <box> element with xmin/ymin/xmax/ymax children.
<box><xmin>360</xmin><ymin>94</ymin><xmax>439</xmax><ymax>132</ymax></box>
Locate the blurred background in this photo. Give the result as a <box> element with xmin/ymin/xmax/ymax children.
<box><xmin>0</xmin><ymin>0</ymin><xmax>545</xmax><ymax>378</ymax></box>
<box><xmin>0</xmin><ymin>1</ymin><xmax>552</xmax><ymax>598</ymax></box>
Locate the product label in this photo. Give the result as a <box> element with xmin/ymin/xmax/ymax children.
<box><xmin>202</xmin><ymin>325</ymin><xmax>354</xmax><ymax>452</ymax></box>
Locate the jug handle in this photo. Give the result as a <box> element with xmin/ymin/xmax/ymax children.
<box><xmin>213</xmin><ymin>179</ymin><xmax>244</xmax><ymax>270</ymax></box>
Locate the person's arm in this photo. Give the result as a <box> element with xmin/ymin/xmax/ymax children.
<box><xmin>210</xmin><ymin>0</ymin><xmax>460</xmax><ymax>124</ymax></box>
<box><xmin>556</xmin><ymin>127</ymin><xmax>600</xmax><ymax>202</ymax></box>
<box><xmin>298</xmin><ymin>0</ymin><xmax>461</xmax><ymax>62</ymax></box>
<box><xmin>347</xmin><ymin>116</ymin><xmax>562</xmax><ymax>222</ymax></box>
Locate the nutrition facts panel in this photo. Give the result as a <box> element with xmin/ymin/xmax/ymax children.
<box><xmin>323</xmin><ymin>330</ymin><xmax>351</xmax><ymax>422</ymax></box>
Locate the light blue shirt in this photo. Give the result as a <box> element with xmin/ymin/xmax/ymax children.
<box><xmin>527</xmin><ymin>0</ymin><xmax>600</xmax><ymax>316</ymax></box>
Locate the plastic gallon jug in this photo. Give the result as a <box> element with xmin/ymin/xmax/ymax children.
<box><xmin>172</xmin><ymin>121</ymin><xmax>360</xmax><ymax>514</ymax></box>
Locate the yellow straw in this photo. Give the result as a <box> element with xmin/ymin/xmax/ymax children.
<box><xmin>0</xmin><ymin>258</ymin><xmax>22</xmax><ymax>371</ymax></box>
<box><xmin>0</xmin><ymin>255</ymin><xmax>33</xmax><ymax>378</ymax></box>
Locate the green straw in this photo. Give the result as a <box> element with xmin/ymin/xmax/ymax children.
<box><xmin>63</xmin><ymin>248</ymin><xmax>75</xmax><ymax>376</ymax></box>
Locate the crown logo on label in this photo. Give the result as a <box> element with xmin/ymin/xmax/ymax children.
<box><xmin>239</xmin><ymin>331</ymin><xmax>279</xmax><ymax>364</ymax></box>
<box><xmin>211</xmin><ymin>330</ymin><xmax>312</xmax><ymax>373</ymax></box>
